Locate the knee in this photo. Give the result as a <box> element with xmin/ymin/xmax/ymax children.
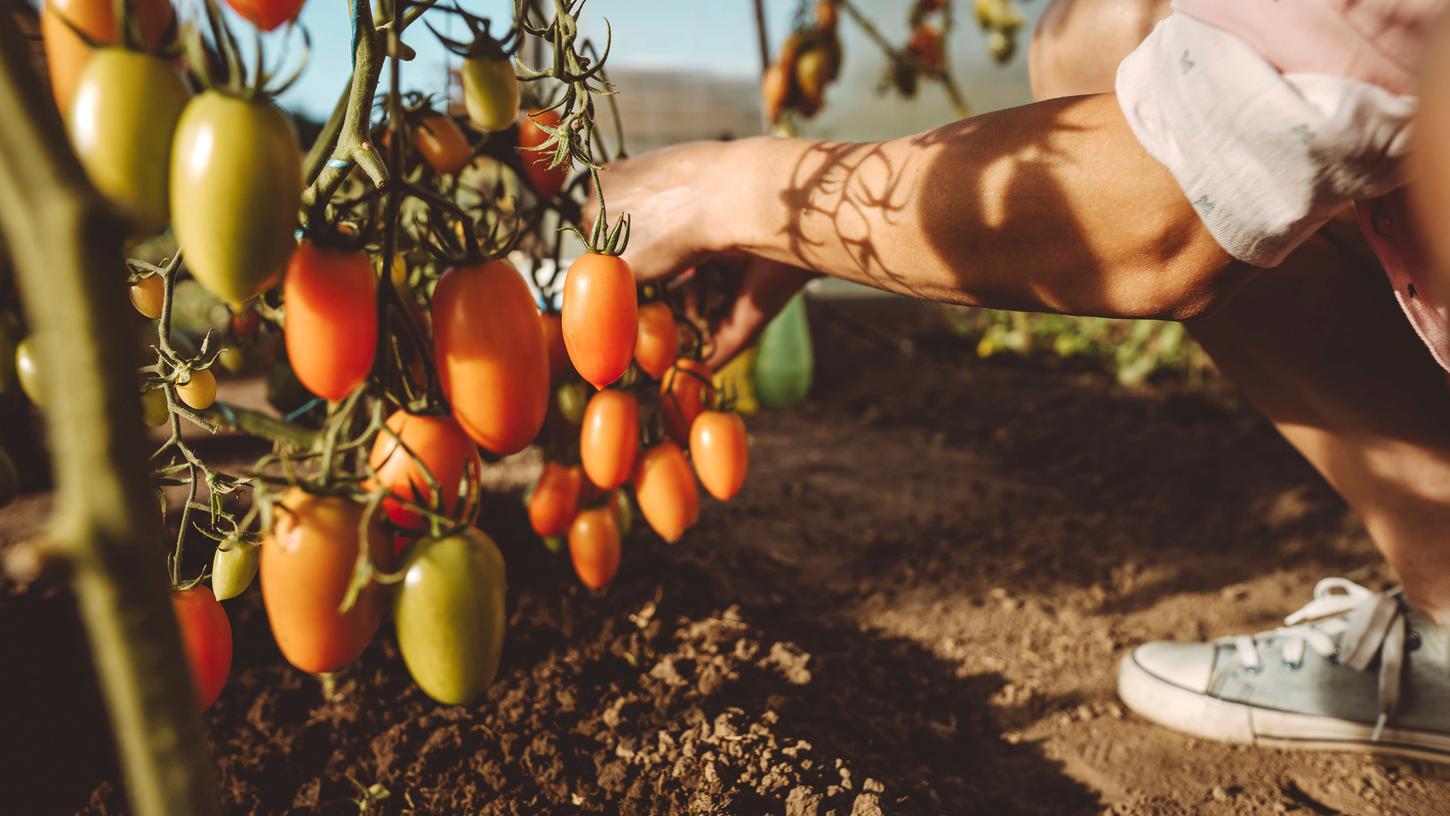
<box><xmin>1029</xmin><ymin>0</ymin><xmax>1171</xmax><ymax>101</ymax></box>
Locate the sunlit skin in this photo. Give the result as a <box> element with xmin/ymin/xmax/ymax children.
<box><xmin>587</xmin><ymin>0</ymin><xmax>1450</xmax><ymax>622</ymax></box>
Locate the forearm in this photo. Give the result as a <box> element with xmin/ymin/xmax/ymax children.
<box><xmin>719</xmin><ymin>93</ymin><xmax>1239</xmax><ymax>320</ymax></box>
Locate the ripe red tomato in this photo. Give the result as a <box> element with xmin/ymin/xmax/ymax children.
<box><xmin>661</xmin><ymin>359</ymin><xmax>712</xmax><ymax>445</ymax></box>
<box><xmin>40</xmin><ymin>0</ymin><xmax>172</xmax><ymax>115</ymax></box>
<box><xmin>433</xmin><ymin>260</ymin><xmax>549</xmax><ymax>454</ymax></box>
<box><xmin>540</xmin><ymin>312</ymin><xmax>573</xmax><ymax>383</ymax></box>
<box><xmin>224</xmin><ymin>0</ymin><xmax>304</xmax><ymax>31</ymax></box>
<box><xmin>261</xmin><ymin>488</ymin><xmax>389</xmax><ymax>674</ymax></box>
<box><xmin>171</xmin><ymin>586</ymin><xmax>232</xmax><ymax>711</ymax></box>
<box><xmin>284</xmin><ymin>242</ymin><xmax>377</xmax><ymax>402</ymax></box>
<box><xmin>529</xmin><ymin>462</ymin><xmax>582</xmax><ymax>537</ymax></box>
<box><xmin>633</xmin><ymin>441</ymin><xmax>699</xmax><ymax>543</ymax></box>
<box><xmin>580</xmin><ymin>390</ymin><xmax>639</xmax><ymax>489</ymax></box>
<box><xmin>568</xmin><ymin>506</ymin><xmax>620</xmax><ymax>589</ymax></box>
<box><xmin>415</xmin><ymin>113</ymin><xmax>472</xmax><ymax>175</ymax></box>
<box><xmin>517</xmin><ymin>109</ymin><xmax>569</xmax><ymax>199</ymax></box>
<box><xmin>369</xmin><ymin>411</ymin><xmax>482</xmax><ymax>551</ymax></box>
<box><xmin>690</xmin><ymin>410</ymin><xmax>749</xmax><ymax>501</ymax></box>
<box><xmin>634</xmin><ymin>302</ymin><xmax>679</xmax><ymax>379</ymax></box>
<box><xmin>562</xmin><ymin>253</ymin><xmax>637</xmax><ymax>389</ymax></box>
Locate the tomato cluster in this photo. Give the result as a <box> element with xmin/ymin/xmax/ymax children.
<box><xmin>30</xmin><ymin>0</ymin><xmax>753</xmax><ymax>714</ymax></box>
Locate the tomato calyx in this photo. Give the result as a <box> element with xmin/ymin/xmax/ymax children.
<box><xmin>182</xmin><ymin>1</ymin><xmax>308</xmax><ymax>102</ymax></box>
<box><xmin>426</xmin><ymin>7</ymin><xmax>520</xmax><ymax>63</ymax></box>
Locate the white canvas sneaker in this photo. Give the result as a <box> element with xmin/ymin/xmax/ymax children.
<box><xmin>1118</xmin><ymin>578</ymin><xmax>1450</xmax><ymax>762</ymax></box>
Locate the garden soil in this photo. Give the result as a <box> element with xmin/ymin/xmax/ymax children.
<box><xmin>6</xmin><ymin>297</ymin><xmax>1450</xmax><ymax>815</ymax></box>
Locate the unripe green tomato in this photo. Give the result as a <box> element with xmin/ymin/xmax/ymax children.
<box><xmin>212</xmin><ymin>540</ymin><xmax>259</xmax><ymax>601</ymax></box>
<box><xmin>68</xmin><ymin>49</ymin><xmax>188</xmax><ymax>234</ymax></box>
<box><xmin>613</xmin><ymin>488</ymin><xmax>633</xmax><ymax>536</ymax></box>
<box><xmin>394</xmin><ymin>530</ymin><xmax>507</xmax><ymax>705</ymax></box>
<box><xmin>141</xmin><ymin>387</ymin><xmax>169</xmax><ymax>427</ymax></box>
<box><xmin>460</xmin><ymin>55</ymin><xmax>520</xmax><ymax>133</ymax></box>
<box><xmin>542</xmin><ymin>534</ymin><xmax>564</xmax><ymax>554</ymax></box>
<box><xmin>555</xmin><ymin>382</ymin><xmax>586</xmax><ymax>425</ymax></box>
<box><xmin>0</xmin><ymin>445</ymin><xmax>17</xmax><ymax>508</ymax></box>
<box><xmin>217</xmin><ymin>346</ymin><xmax>245</xmax><ymax>374</ymax></box>
<box><xmin>170</xmin><ymin>91</ymin><xmax>302</xmax><ymax>308</ymax></box>
<box><xmin>15</xmin><ymin>337</ymin><xmax>42</xmax><ymax>406</ymax></box>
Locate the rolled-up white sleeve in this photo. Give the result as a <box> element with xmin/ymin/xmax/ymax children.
<box><xmin>1115</xmin><ymin>13</ymin><xmax>1417</xmax><ymax>267</ymax></box>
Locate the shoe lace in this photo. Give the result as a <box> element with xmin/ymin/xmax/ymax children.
<box><xmin>1224</xmin><ymin>577</ymin><xmax>1409</xmax><ymax>742</ymax></box>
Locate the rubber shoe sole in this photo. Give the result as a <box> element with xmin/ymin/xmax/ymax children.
<box><xmin>1118</xmin><ymin>649</ymin><xmax>1450</xmax><ymax>763</ymax></box>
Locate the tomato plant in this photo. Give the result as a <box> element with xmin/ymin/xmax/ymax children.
<box><xmin>369</xmin><ymin>411</ymin><xmax>482</xmax><ymax>550</ymax></box>
<box><xmin>633</xmin><ymin>441</ymin><xmax>699</xmax><ymax>543</ymax></box>
<box><xmin>260</xmin><ymin>489</ymin><xmax>389</xmax><ymax>674</ymax></box>
<box><xmin>568</xmin><ymin>506</ymin><xmax>621</xmax><ymax>589</ymax></box>
<box><xmin>517</xmin><ymin>109</ymin><xmax>569</xmax><ymax>199</ymax></box>
<box><xmin>394</xmin><ymin>530</ymin><xmax>507</xmax><ymax>705</ymax></box>
<box><xmin>284</xmin><ymin>242</ymin><xmax>378</xmax><ymax>402</ymax></box>
<box><xmin>171</xmin><ymin>586</ymin><xmax>231</xmax><ymax>711</ymax></box>
<box><xmin>580</xmin><ymin>389</ymin><xmax>639</xmax><ymax>489</ymax></box>
<box><xmin>690</xmin><ymin>410</ymin><xmax>749</xmax><ymax>501</ymax></box>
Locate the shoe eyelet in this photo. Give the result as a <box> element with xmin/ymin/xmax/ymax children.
<box><xmin>1408</xmin><ymin>630</ymin><xmax>1422</xmax><ymax>652</ymax></box>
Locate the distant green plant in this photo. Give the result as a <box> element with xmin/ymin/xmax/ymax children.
<box><xmin>941</xmin><ymin>305</ymin><xmax>1213</xmax><ymax>386</ymax></box>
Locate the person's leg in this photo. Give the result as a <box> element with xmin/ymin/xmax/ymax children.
<box><xmin>1032</xmin><ymin>0</ymin><xmax>1450</xmax><ymax>759</ymax></box>
<box><xmin>1032</xmin><ymin>0</ymin><xmax>1450</xmax><ymax>620</ymax></box>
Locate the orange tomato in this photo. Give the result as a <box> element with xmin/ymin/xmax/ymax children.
<box><xmin>224</xmin><ymin>0</ymin><xmax>304</xmax><ymax>31</ymax></box>
<box><xmin>660</xmin><ymin>358</ymin><xmax>712</xmax><ymax>445</ymax></box>
<box><xmin>908</xmin><ymin>25</ymin><xmax>945</xmax><ymax>72</ymax></box>
<box><xmin>634</xmin><ymin>302</ymin><xmax>679</xmax><ymax>379</ymax></box>
<box><xmin>517</xmin><ymin>109</ymin><xmax>569</xmax><ymax>200</ymax></box>
<box><xmin>562</xmin><ymin>253</ymin><xmax>637</xmax><ymax>389</ymax></box>
<box><xmin>129</xmin><ymin>274</ymin><xmax>164</xmax><ymax>319</ymax></box>
<box><xmin>171</xmin><ymin>586</ymin><xmax>231</xmax><ymax>711</ymax></box>
<box><xmin>529</xmin><ymin>462</ymin><xmax>582</xmax><ymax>537</ymax></box>
<box><xmin>633</xmin><ymin>441</ymin><xmax>699</xmax><ymax>543</ymax></box>
<box><xmin>415</xmin><ymin>113</ymin><xmax>472</xmax><ymax>175</ymax></box>
<box><xmin>568</xmin><ymin>506</ymin><xmax>620</xmax><ymax>589</ymax></box>
<box><xmin>579</xmin><ymin>389</ymin><xmax>639</xmax><ymax>489</ymax></box>
<box><xmin>41</xmin><ymin>0</ymin><xmax>173</xmax><ymax>115</ymax></box>
<box><xmin>284</xmin><ymin>242</ymin><xmax>377</xmax><ymax>402</ymax></box>
<box><xmin>369</xmin><ymin>411</ymin><xmax>482</xmax><ymax>551</ymax></box>
<box><xmin>540</xmin><ymin>311</ymin><xmax>573</xmax><ymax>383</ymax></box>
<box><xmin>260</xmin><ymin>488</ymin><xmax>389</xmax><ymax>674</ymax></box>
<box><xmin>433</xmin><ymin>260</ymin><xmax>550</xmax><ymax>454</ymax></box>
<box><xmin>690</xmin><ymin>410</ymin><xmax>748</xmax><ymax>501</ymax></box>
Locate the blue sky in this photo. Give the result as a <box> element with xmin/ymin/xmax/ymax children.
<box><xmin>275</xmin><ymin>0</ymin><xmax>1038</xmax><ymax>129</ymax></box>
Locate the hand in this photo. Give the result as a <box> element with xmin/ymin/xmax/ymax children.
<box><xmin>668</xmin><ymin>258</ymin><xmax>817</xmax><ymax>369</ymax></box>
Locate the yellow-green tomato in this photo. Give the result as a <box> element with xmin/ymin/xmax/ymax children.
<box><xmin>15</xmin><ymin>338</ymin><xmax>42</xmax><ymax>406</ymax></box>
<box><xmin>212</xmin><ymin>540</ymin><xmax>259</xmax><ymax>601</ymax></box>
<box><xmin>460</xmin><ymin>55</ymin><xmax>520</xmax><ymax>133</ymax></box>
<box><xmin>394</xmin><ymin>530</ymin><xmax>507</xmax><ymax>705</ymax></box>
<box><xmin>170</xmin><ymin>91</ymin><xmax>302</xmax><ymax>307</ymax></box>
<box><xmin>68</xmin><ymin>49</ymin><xmax>188</xmax><ymax>234</ymax></box>
<box><xmin>612</xmin><ymin>488</ymin><xmax>633</xmax><ymax>536</ymax></box>
<box><xmin>177</xmin><ymin>368</ymin><xmax>216</xmax><ymax>410</ymax></box>
<box><xmin>555</xmin><ymin>382</ymin><xmax>586</xmax><ymax>425</ymax></box>
<box><xmin>141</xmin><ymin>387</ymin><xmax>169</xmax><ymax>427</ymax></box>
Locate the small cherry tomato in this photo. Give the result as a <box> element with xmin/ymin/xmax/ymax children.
<box><xmin>261</xmin><ymin>488</ymin><xmax>389</xmax><ymax>674</ymax></box>
<box><xmin>634</xmin><ymin>302</ymin><xmax>679</xmax><ymax>380</ymax></box>
<box><xmin>394</xmin><ymin>530</ymin><xmax>507</xmax><ymax>705</ymax></box>
<box><xmin>141</xmin><ymin>387</ymin><xmax>169</xmax><ymax>427</ymax></box>
<box><xmin>212</xmin><ymin>540</ymin><xmax>259</xmax><ymax>601</ymax></box>
<box><xmin>433</xmin><ymin>260</ymin><xmax>550</xmax><ymax>454</ymax></box>
<box><xmin>224</xmin><ymin>0</ymin><xmax>305</xmax><ymax>31</ymax></box>
<box><xmin>171</xmin><ymin>586</ymin><xmax>232</xmax><ymax>711</ymax></box>
<box><xmin>690</xmin><ymin>410</ymin><xmax>749</xmax><ymax>501</ymax></box>
<box><xmin>461</xmin><ymin>54</ymin><xmax>520</xmax><ymax>133</ymax></box>
<box><xmin>580</xmin><ymin>389</ymin><xmax>639</xmax><ymax>490</ymax></box>
<box><xmin>368</xmin><ymin>411</ymin><xmax>482</xmax><ymax>552</ymax></box>
<box><xmin>415</xmin><ymin>113</ymin><xmax>472</xmax><ymax>175</ymax></box>
<box><xmin>177</xmin><ymin>368</ymin><xmax>216</xmax><ymax>410</ymax></box>
<box><xmin>660</xmin><ymin>359</ymin><xmax>712</xmax><ymax>445</ymax></box>
<box><xmin>562</xmin><ymin>253</ymin><xmax>638</xmax><ymax>389</ymax></box>
<box><xmin>517</xmin><ymin>109</ymin><xmax>569</xmax><ymax>200</ymax></box>
<box><xmin>633</xmin><ymin>441</ymin><xmax>699</xmax><ymax>543</ymax></box>
<box><xmin>284</xmin><ymin>242</ymin><xmax>378</xmax><ymax>402</ymax></box>
<box><xmin>529</xmin><ymin>462</ymin><xmax>583</xmax><ymax>537</ymax></box>
<box><xmin>568</xmin><ymin>506</ymin><xmax>621</xmax><ymax>589</ymax></box>
<box><xmin>15</xmin><ymin>338</ymin><xmax>42</xmax><ymax>406</ymax></box>
<box><xmin>130</xmin><ymin>275</ymin><xmax>165</xmax><ymax>319</ymax></box>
